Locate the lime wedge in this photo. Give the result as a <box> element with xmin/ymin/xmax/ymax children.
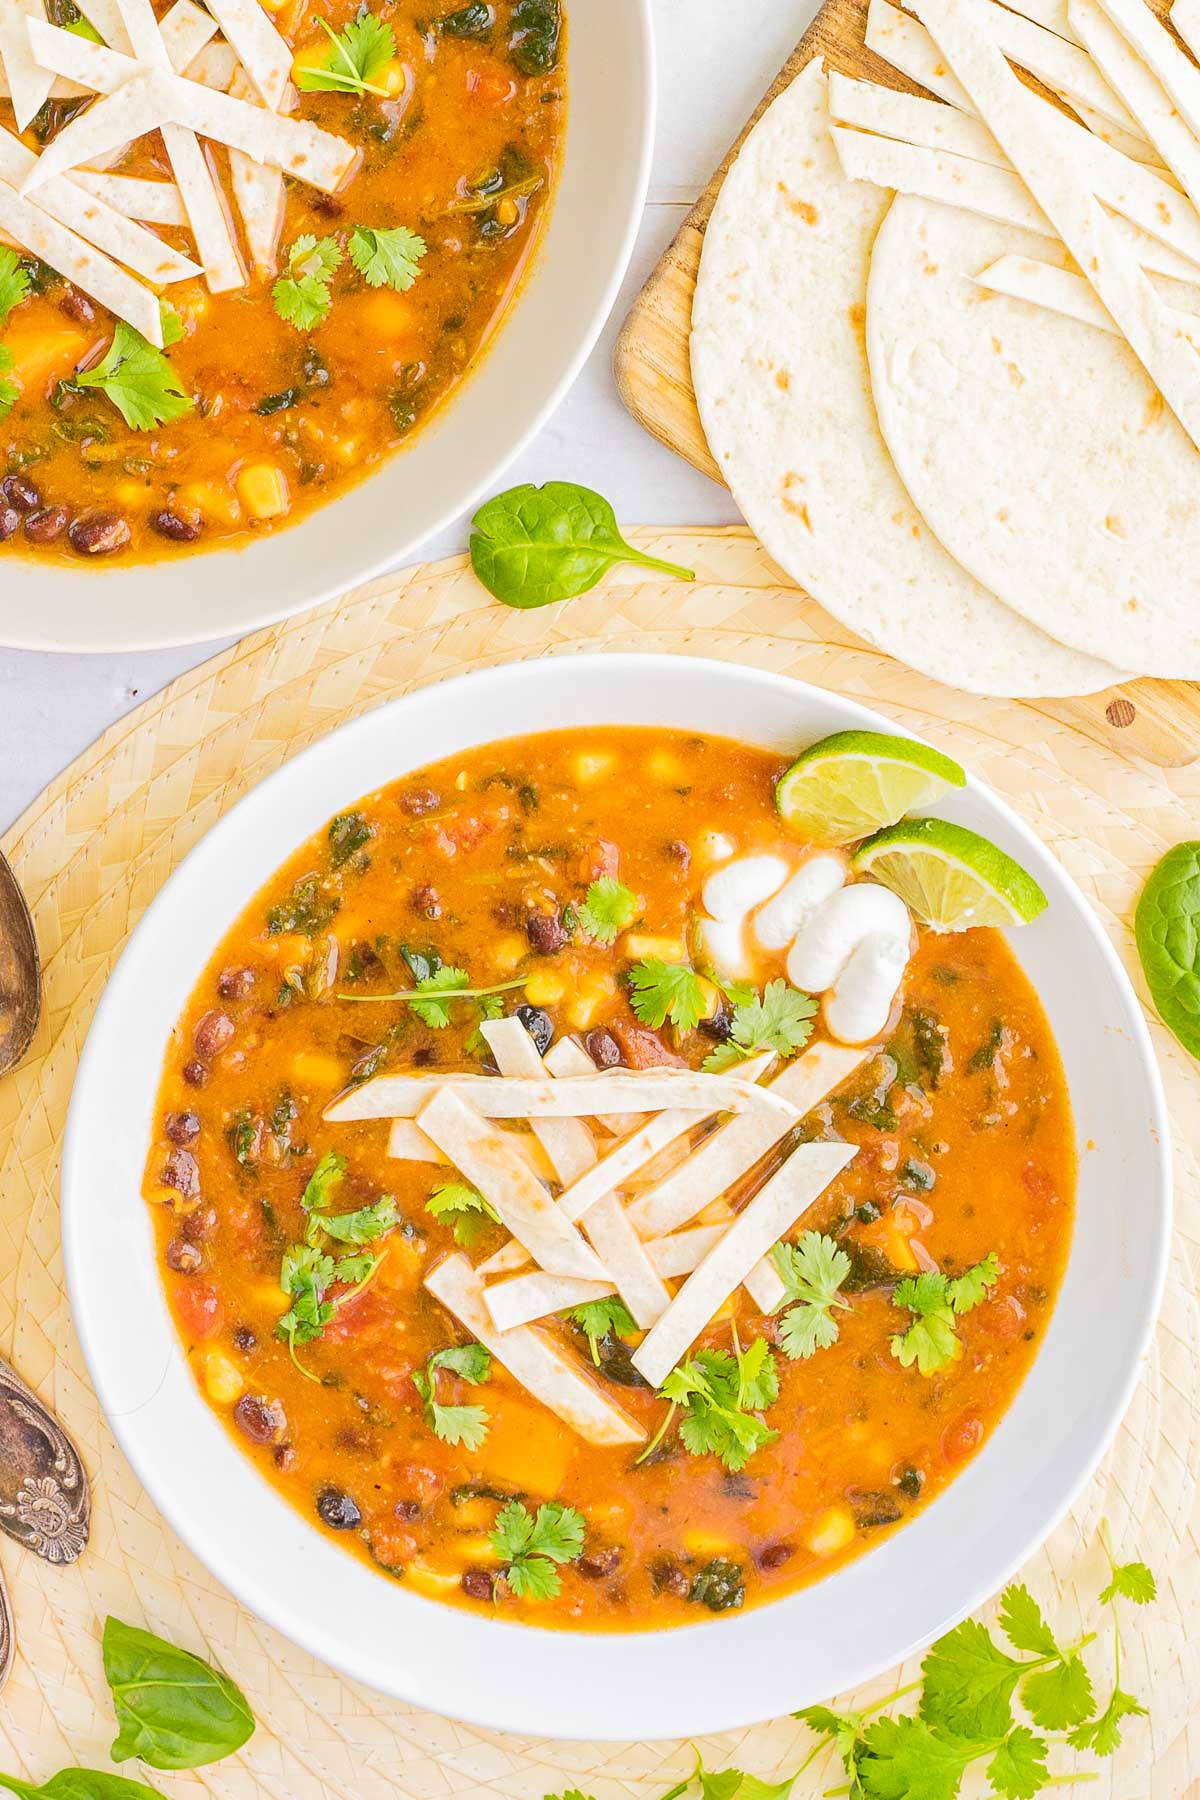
<box><xmin>775</xmin><ymin>730</ymin><xmax>965</xmax><ymax>846</ymax></box>
<box><xmin>852</xmin><ymin>818</ymin><xmax>1048</xmax><ymax>932</ymax></box>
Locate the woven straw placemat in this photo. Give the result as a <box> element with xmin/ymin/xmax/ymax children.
<box><xmin>1</xmin><ymin>527</ymin><xmax>1198</xmax><ymax>1799</ymax></box>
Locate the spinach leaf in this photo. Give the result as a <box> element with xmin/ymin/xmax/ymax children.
<box><xmin>1135</xmin><ymin>841</ymin><xmax>1200</xmax><ymax>1060</ymax></box>
<box><xmin>437</xmin><ymin>1</ymin><xmax>492</xmax><ymax>33</ymax></box>
<box><xmin>0</xmin><ymin>1774</ymin><xmax>164</xmax><ymax>1800</ymax></box>
<box><xmin>103</xmin><ymin>1617</ymin><xmax>254</xmax><ymax>1770</ymax></box>
<box><xmin>508</xmin><ymin>0</ymin><xmax>559</xmax><ymax>72</ymax></box>
<box><xmin>469</xmin><ymin>481</ymin><xmax>693</xmax><ymax>609</ymax></box>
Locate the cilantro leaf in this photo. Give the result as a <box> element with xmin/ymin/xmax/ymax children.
<box><xmin>413</xmin><ymin>1341</ymin><xmax>491</xmax><ymax>1447</ymax></box>
<box><xmin>429</xmin><ymin>1342</ymin><xmax>491</xmax><ymax>1383</ymax></box>
<box><xmin>296</xmin><ymin>11</ymin><xmax>395</xmax><ymax>94</ymax></box>
<box><xmin>703</xmin><ymin>979</ymin><xmax>818</xmax><ymax>1072</ymax></box>
<box><xmin>0</xmin><ymin>247</ymin><xmax>30</xmax><ymax>325</ymax></box>
<box><xmin>319</xmin><ymin>1194</ymin><xmax>398</xmax><ymax>1244</ymax></box>
<box><xmin>301</xmin><ymin>1149</ymin><xmax>347</xmax><ymax>1217</ymax></box>
<box><xmin>1021</xmin><ymin>1654</ymin><xmax>1094</xmax><ymax>1731</ymax></box>
<box><xmin>770</xmin><ymin>1231</ymin><xmax>852</xmax><ymax>1360</ymax></box>
<box><xmin>407</xmin><ymin>964</ymin><xmax>470</xmax><ymax>1027</ymax></box>
<box><xmin>734</xmin><ymin>1333</ymin><xmax>779</xmax><ymax>1412</ymax></box>
<box><xmin>1066</xmin><ymin>1686</ymin><xmax>1147</xmax><ymax>1756</ymax></box>
<box><xmin>659</xmin><ymin>1347</ymin><xmax>777</xmax><ymax>1473</ymax></box>
<box><xmin>890</xmin><ymin>1255</ymin><xmax>1000</xmax><ymax>1375</ymax></box>
<box><xmin>491</xmin><ymin>1499</ymin><xmax>584</xmax><ymax>1599</ymax></box>
<box><xmin>859</xmin><ymin>1715</ymin><xmax>970</xmax><ymax>1799</ymax></box>
<box><xmin>426</xmin><ymin>1180</ymin><xmax>499</xmax><ymax>1247</ymax></box>
<box><xmin>276</xmin><ymin>1244</ymin><xmax>335</xmax><ymax>1346</ymax></box>
<box><xmin>331</xmin><ymin>1249</ymin><xmax>378</xmax><ymax>1286</ymax></box>
<box><xmin>997</xmin><ymin>1583</ymin><xmax>1059</xmax><ymax>1658</ymax></box>
<box><xmin>272</xmin><ymin>234</ymin><xmax>342</xmax><ymax>331</ymax></box>
<box><xmin>75</xmin><ymin>306</ymin><xmax>191</xmax><ymax>430</ymax></box>
<box><xmin>1100</xmin><ymin>1559</ymin><xmax>1157</xmax><ymax>1606</ymax></box>
<box><xmin>0</xmin><ymin>345</ymin><xmax>18</xmax><ymax>421</ymax></box>
<box><xmin>576</xmin><ymin>876</ymin><xmax>638</xmax><ymax>946</ymax></box>
<box><xmin>627</xmin><ymin>957</ymin><xmax>705</xmax><ymax>1031</ymax></box>
<box><xmin>920</xmin><ymin>1617</ymin><xmax>1022</xmax><ymax>1739</ymax></box>
<box><xmin>984</xmin><ymin>1726</ymin><xmax>1050</xmax><ymax>1800</ymax></box>
<box><xmin>569</xmin><ymin>1295</ymin><xmax>635</xmax><ymax>1363</ymax></box>
<box><xmin>349</xmin><ymin>224</ymin><xmax>427</xmax><ymax>291</ymax></box>
<box><xmin>946</xmin><ymin>1251</ymin><xmax>1001</xmax><ymax>1312</ymax></box>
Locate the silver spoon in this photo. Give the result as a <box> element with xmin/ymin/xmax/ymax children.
<box><xmin>0</xmin><ymin>848</ymin><xmax>40</xmax><ymax>1077</ymax></box>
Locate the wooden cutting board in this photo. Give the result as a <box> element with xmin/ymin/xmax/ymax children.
<box><xmin>614</xmin><ymin>0</ymin><xmax>1200</xmax><ymax>768</ymax></box>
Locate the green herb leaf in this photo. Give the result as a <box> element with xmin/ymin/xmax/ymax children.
<box><xmin>890</xmin><ymin>1256</ymin><xmax>999</xmax><ymax>1376</ymax></box>
<box><xmin>328</xmin><ymin>809</ymin><xmax>373</xmax><ymax>867</ymax></box>
<box><xmin>300</xmin><ymin>1149</ymin><xmax>347</xmax><ymax>1218</ymax></box>
<box><xmin>858</xmin><ymin>1715</ymin><xmax>970</xmax><ymax>1799</ymax></box>
<box><xmin>295</xmin><ymin>12</ymin><xmax>395</xmax><ymax>94</ymax></box>
<box><xmin>997</xmin><ymin>1584</ymin><xmax>1059</xmax><ymax>1658</ymax></box>
<box><xmin>659</xmin><ymin>1347</ymin><xmax>777</xmax><ymax>1473</ymax></box>
<box><xmin>569</xmin><ymin>1295</ymin><xmax>635</xmax><ymax>1363</ymax></box>
<box><xmin>348</xmin><ymin>224</ymin><xmax>426</xmax><ymax>291</ymax></box>
<box><xmin>576</xmin><ymin>876</ymin><xmax>637</xmax><ymax>946</ymax></box>
<box><xmin>627</xmin><ymin>957</ymin><xmax>705</xmax><ymax>1032</ymax></box>
<box><xmin>770</xmin><ymin>1231</ymin><xmax>852</xmax><ymax>1360</ymax></box>
<box><xmin>272</xmin><ymin>235</ymin><xmax>342</xmax><ymax>331</ymax></box>
<box><xmin>1067</xmin><ymin>1687</ymin><xmax>1147</xmax><ymax>1757</ymax></box>
<box><xmin>437</xmin><ymin>1</ymin><xmax>493</xmax><ymax>35</ymax></box>
<box><xmin>508</xmin><ymin>0</ymin><xmax>559</xmax><ymax>73</ymax></box>
<box><xmin>413</xmin><ymin>1341</ymin><xmax>492</xmax><ymax>1447</ymax></box>
<box><xmin>984</xmin><ymin>1726</ymin><xmax>1051</xmax><ymax>1800</ymax></box>
<box><xmin>1135</xmin><ymin>841</ymin><xmax>1200</xmax><ymax>1060</ymax></box>
<box><xmin>703</xmin><ymin>979</ymin><xmax>818</xmax><ymax>1072</ymax></box>
<box><xmin>469</xmin><ymin>481</ymin><xmax>694</xmax><ymax>609</ymax></box>
<box><xmin>0</xmin><ymin>1771</ymin><xmax>166</xmax><ymax>1799</ymax></box>
<box><xmin>1021</xmin><ymin>1655</ymin><xmax>1094</xmax><ymax>1731</ymax></box>
<box><xmin>102</xmin><ymin>1617</ymin><xmax>254</xmax><ymax>1770</ymax></box>
<box><xmin>426</xmin><ymin>1180</ymin><xmax>499</xmax><ymax>1247</ymax></box>
<box><xmin>490</xmin><ymin>1499</ymin><xmax>584</xmax><ymax>1599</ymax></box>
<box><xmin>1100</xmin><ymin>1559</ymin><xmax>1157</xmax><ymax>1606</ymax></box>
<box><xmin>0</xmin><ymin>247</ymin><xmax>30</xmax><ymax>325</ymax></box>
<box><xmin>318</xmin><ymin>1195</ymin><xmax>398</xmax><ymax>1244</ymax></box>
<box><xmin>75</xmin><ymin>307</ymin><xmax>191</xmax><ymax>430</ymax></box>
<box><xmin>920</xmin><ymin>1617</ymin><xmax>1022</xmax><ymax>1740</ymax></box>
<box><xmin>0</xmin><ymin>345</ymin><xmax>19</xmax><ymax>420</ymax></box>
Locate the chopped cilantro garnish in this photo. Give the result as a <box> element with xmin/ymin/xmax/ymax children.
<box><xmin>413</xmin><ymin>1341</ymin><xmax>491</xmax><ymax>1448</ymax></box>
<box><xmin>576</xmin><ymin>877</ymin><xmax>638</xmax><ymax>946</ymax></box>
<box><xmin>490</xmin><ymin>1499</ymin><xmax>584</xmax><ymax>1599</ymax></box>
<box><xmin>296</xmin><ymin>11</ymin><xmax>395</xmax><ymax>95</ymax></box>
<box><xmin>349</xmin><ymin>224</ymin><xmax>427</xmax><ymax>291</ymax></box>
<box><xmin>328</xmin><ymin>808</ymin><xmax>373</xmax><ymax>867</ymax></box>
<box><xmin>0</xmin><ymin>345</ymin><xmax>19</xmax><ymax>421</ymax></box>
<box><xmin>74</xmin><ymin>305</ymin><xmax>191</xmax><ymax>430</ymax></box>
<box><xmin>0</xmin><ymin>248</ymin><xmax>30</xmax><ymax>326</ymax></box>
<box><xmin>426</xmin><ymin>1180</ymin><xmax>499</xmax><ymax>1247</ymax></box>
<box><xmin>627</xmin><ymin>957</ymin><xmax>706</xmax><ymax>1032</ymax></box>
<box><xmin>643</xmin><ymin>1338</ymin><xmax>778</xmax><ymax>1474</ymax></box>
<box><xmin>568</xmin><ymin>1295</ymin><xmax>635</xmax><ymax>1364</ymax></box>
<box><xmin>703</xmin><ymin>978</ymin><xmax>818</xmax><ymax>1072</ymax></box>
<box><xmin>266</xmin><ymin>872</ymin><xmax>339</xmax><ymax>936</ymax></box>
<box><xmin>890</xmin><ymin>1253</ymin><xmax>1000</xmax><ymax>1375</ymax></box>
<box><xmin>319</xmin><ymin>1194</ymin><xmax>398</xmax><ymax>1244</ymax></box>
<box><xmin>273</xmin><ymin>234</ymin><xmax>342</xmax><ymax>331</ymax></box>
<box><xmin>300</xmin><ymin>1149</ymin><xmax>347</xmax><ymax>1219</ymax></box>
<box><xmin>769</xmin><ymin>1231</ymin><xmax>852</xmax><ymax>1359</ymax></box>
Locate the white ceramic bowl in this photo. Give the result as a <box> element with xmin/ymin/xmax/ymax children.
<box><xmin>0</xmin><ymin>4</ymin><xmax>654</xmax><ymax>654</ymax></box>
<box><xmin>61</xmin><ymin>654</ymin><xmax>1171</xmax><ymax>1740</ymax></box>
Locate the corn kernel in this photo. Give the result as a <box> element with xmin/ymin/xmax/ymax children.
<box><xmin>291</xmin><ymin>41</ymin><xmax>329</xmax><ymax>76</ymax></box>
<box><xmin>494</xmin><ymin>195</ymin><xmax>519</xmax><ymax>226</ymax></box>
<box><xmin>696</xmin><ymin>831</ymin><xmax>737</xmax><ymax>867</ymax></box>
<box><xmin>623</xmin><ymin>933</ymin><xmax>687</xmax><ymax>962</ymax></box>
<box><xmin>683</xmin><ymin>1528</ymin><xmax>738</xmax><ymax>1558</ymax></box>
<box><xmin>491</xmin><ymin>932</ymin><xmax>526</xmax><ymax>974</ymax></box>
<box><xmin>237</xmin><ymin>461</ymin><xmax>290</xmax><ymax>521</ymax></box>
<box><xmin>524</xmin><ymin>971</ymin><xmax>565</xmax><ymax>1006</ymax></box>
<box><xmin>204</xmin><ymin>1352</ymin><xmax>245</xmax><ymax>1406</ymax></box>
<box><xmin>289</xmin><ymin>1049</ymin><xmax>344</xmax><ymax>1089</ymax></box>
<box><xmin>806</xmin><ymin>1504</ymin><xmax>856</xmax><ymax>1558</ymax></box>
<box><xmin>696</xmin><ymin>977</ymin><xmax>721</xmax><ymax>1021</ymax></box>
<box><xmin>572</xmin><ymin>750</ymin><xmax>616</xmax><ymax>783</ymax></box>
<box><xmin>378</xmin><ymin>56</ymin><xmax>406</xmax><ymax>97</ymax></box>
<box><xmin>446</xmin><ymin>1533</ymin><xmax>495</xmax><ymax>1566</ymax></box>
<box><xmin>647</xmin><ymin>749</ymin><xmax>687</xmax><ymax>782</ymax></box>
<box><xmin>180</xmin><ymin>480</ymin><xmax>241</xmax><ymax>528</ymax></box>
<box><xmin>566</xmin><ymin>972</ymin><xmax>616</xmax><ymax>1031</ymax></box>
<box><xmin>359</xmin><ymin>289</ymin><xmax>417</xmax><ymax>339</ymax></box>
<box><xmin>452</xmin><ymin>1497</ymin><xmax>498</xmax><ymax>1531</ymax></box>
<box><xmin>405</xmin><ymin>1560</ymin><xmax>462</xmax><ymax>1598</ymax></box>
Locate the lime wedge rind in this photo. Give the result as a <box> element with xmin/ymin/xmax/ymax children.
<box><xmin>776</xmin><ymin>729</ymin><xmax>966</xmax><ymax>846</ymax></box>
<box><xmin>852</xmin><ymin>817</ymin><xmax>1048</xmax><ymax>933</ymax></box>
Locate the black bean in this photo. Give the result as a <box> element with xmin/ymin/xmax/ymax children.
<box><xmin>577</xmin><ymin>1547</ymin><xmax>621</xmax><ymax>1580</ymax></box>
<box><xmin>460</xmin><ymin>1567</ymin><xmax>496</xmax><ymax>1601</ymax></box>
<box><xmin>585</xmin><ymin>1028</ymin><xmax>622</xmax><ymax>1069</ymax></box>
<box><xmin>150</xmin><ymin>507</ymin><xmax>202</xmax><ymax>544</ymax></box>
<box><xmin>394</xmin><ymin>1498</ymin><xmax>422</xmax><ymax>1522</ymax></box>
<box><xmin>649</xmin><ymin>1556</ymin><xmax>690</xmax><ymax>1599</ymax></box>
<box><xmin>2</xmin><ymin>475</ymin><xmax>39</xmax><ymax>513</ymax></box>
<box><xmin>666</xmin><ymin>839</ymin><xmax>691</xmax><ymax>870</ymax></box>
<box><xmin>164</xmin><ymin>1109</ymin><xmax>201</xmax><ymax>1145</ymax></box>
<box><xmin>182</xmin><ymin>1204</ymin><xmax>218</xmax><ymax>1244</ymax></box>
<box><xmin>182</xmin><ymin>1059</ymin><xmax>209</xmax><ymax>1088</ymax></box>
<box><xmin>216</xmin><ymin>966</ymin><xmax>255</xmax><ymax>999</ymax></box>
<box><xmin>400</xmin><ymin>787</ymin><xmax>440</xmax><ymax>815</ymax></box>
<box><xmin>232</xmin><ymin>1324</ymin><xmax>257</xmax><ymax>1352</ymax></box>
<box><xmin>274</xmin><ymin>1443</ymin><xmax>296</xmax><ymax>1472</ymax></box>
<box><xmin>24</xmin><ymin>505</ymin><xmax>69</xmax><ymax>544</ymax></box>
<box><xmin>160</xmin><ymin>1147</ymin><xmax>200</xmax><ymax>1198</ymax></box>
<box><xmin>411</xmin><ymin>885</ymin><xmax>442</xmax><ymax>919</ymax></box>
<box><xmin>516</xmin><ymin>1004</ymin><xmax>553</xmax><ymax>1054</ymax></box>
<box><xmin>60</xmin><ymin>287</ymin><xmax>95</xmax><ymax>325</ymax></box>
<box><xmin>756</xmin><ymin>1541</ymin><xmax>794</xmax><ymax>1572</ymax></box>
<box><xmin>311</xmin><ymin>192</ymin><xmax>344</xmax><ymax>218</ymax></box>
<box><xmin>69</xmin><ymin>511</ymin><xmax>131</xmax><ymax>557</ymax></box>
<box><xmin>235</xmin><ymin>1393</ymin><xmax>288</xmax><ymax>1445</ymax></box>
<box><xmin>0</xmin><ymin>506</ymin><xmax>19</xmax><ymax>542</ymax></box>
<box><xmin>698</xmin><ymin>999</ymin><xmax>733</xmax><ymax>1042</ymax></box>
<box><xmin>317</xmin><ymin>1486</ymin><xmax>362</xmax><ymax>1530</ymax></box>
<box><xmin>526</xmin><ymin>910</ymin><xmax>567</xmax><ymax>954</ymax></box>
<box><xmin>165</xmin><ymin>1236</ymin><xmax>202</xmax><ymax>1274</ymax></box>
<box><xmin>193</xmin><ymin>1009</ymin><xmax>234</xmax><ymax>1057</ymax></box>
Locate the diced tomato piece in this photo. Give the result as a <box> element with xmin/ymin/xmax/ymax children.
<box><xmin>323</xmin><ymin>1285</ymin><xmax>389</xmax><ymax>1343</ymax></box>
<box><xmin>367</xmin><ymin>1516</ymin><xmax>417</xmax><ymax>1570</ymax></box>
<box><xmin>467</xmin><ymin>65</ymin><xmax>516</xmax><ymax>105</ymax></box>
<box><xmin>980</xmin><ymin>1295</ymin><xmax>1027</xmax><ymax>1339</ymax></box>
<box><xmin>430</xmin><ymin>813</ymin><xmax>493</xmax><ymax>858</ymax></box>
<box><xmin>174</xmin><ymin>1280</ymin><xmax>224</xmax><ymax>1343</ymax></box>
<box><xmin>1021</xmin><ymin>1162</ymin><xmax>1058</xmax><ymax>1204</ymax></box>
<box><xmin>609</xmin><ymin>1021</ymin><xmax>686</xmax><ymax>1068</ymax></box>
<box><xmin>583</xmin><ymin>838</ymin><xmax>621</xmax><ymax>881</ymax></box>
<box><xmin>942</xmin><ymin>1414</ymin><xmax>984</xmax><ymax>1462</ymax></box>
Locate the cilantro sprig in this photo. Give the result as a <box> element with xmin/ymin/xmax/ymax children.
<box><xmin>640</xmin><ymin>1333</ymin><xmax>779</xmax><ymax>1473</ymax></box>
<box><xmin>490</xmin><ymin>1499</ymin><xmax>585</xmax><ymax>1600</ymax></box>
<box><xmin>576</xmin><ymin>877</ymin><xmax>638</xmax><ymax>946</ymax></box>
<box><xmin>0</xmin><ymin>346</ymin><xmax>18</xmax><ymax>421</ymax></box>
<box><xmin>568</xmin><ymin>1295</ymin><xmax>635</xmax><ymax>1364</ymax></box>
<box><xmin>413</xmin><ymin>1342</ymin><xmax>491</xmax><ymax>1449</ymax></box>
<box><xmin>890</xmin><ymin>1254</ymin><xmax>1000</xmax><ymax>1375</ymax></box>
<box><xmin>75</xmin><ymin>305</ymin><xmax>191</xmax><ymax>430</ymax></box>
<box><xmin>702</xmin><ymin>978</ymin><xmax>818</xmax><ymax>1072</ymax></box>
<box><xmin>426</xmin><ymin>1180</ymin><xmax>499</xmax><ymax>1247</ymax></box>
<box><xmin>349</xmin><ymin>224</ymin><xmax>427</xmax><ymax>292</ymax></box>
<box><xmin>275</xmin><ymin>1150</ymin><xmax>396</xmax><ymax>1373</ymax></box>
<box><xmin>769</xmin><ymin>1231</ymin><xmax>852</xmax><ymax>1359</ymax></box>
<box><xmin>296</xmin><ymin>11</ymin><xmax>396</xmax><ymax>95</ymax></box>
<box><xmin>0</xmin><ymin>247</ymin><xmax>30</xmax><ymax>325</ymax></box>
<box><xmin>627</xmin><ymin>958</ymin><xmax>706</xmax><ymax>1032</ymax></box>
<box><xmin>273</xmin><ymin>234</ymin><xmax>342</xmax><ymax>331</ymax></box>
<box><xmin>336</xmin><ymin>944</ymin><xmax>525</xmax><ymax>1025</ymax></box>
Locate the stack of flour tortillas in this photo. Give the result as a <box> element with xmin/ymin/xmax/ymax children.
<box><xmin>690</xmin><ymin>0</ymin><xmax>1200</xmax><ymax>695</ymax></box>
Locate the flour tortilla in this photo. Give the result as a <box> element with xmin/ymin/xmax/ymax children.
<box><xmin>867</xmin><ymin>196</ymin><xmax>1200</xmax><ymax>676</ymax></box>
<box><xmin>690</xmin><ymin>60</ymin><xmax>1122</xmax><ymax>696</ymax></box>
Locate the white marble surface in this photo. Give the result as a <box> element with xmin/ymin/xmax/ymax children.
<box><xmin>0</xmin><ymin>0</ymin><xmax>815</xmax><ymax>833</ymax></box>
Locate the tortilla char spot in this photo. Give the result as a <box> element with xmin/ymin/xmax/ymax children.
<box><xmin>775</xmin><ymin>368</ymin><xmax>790</xmax><ymax>390</ymax></box>
<box><xmin>1157</xmin><ymin>200</ymin><xmax>1171</xmax><ymax>224</ymax></box>
<box><xmin>922</xmin><ymin>258</ymin><xmax>938</xmax><ymax>276</ymax></box>
<box><xmin>780</xmin><ymin>471</ymin><xmax>811</xmax><ymax>527</ymax></box>
<box><xmin>1006</xmin><ymin>362</ymin><xmax>1024</xmax><ymax>388</ymax></box>
<box><xmin>776</xmin><ymin>180</ymin><xmax>818</xmax><ymax>224</ymax></box>
<box><xmin>996</xmin><ymin>507</ymin><xmax>1009</xmax><ymax>522</ymax></box>
<box><xmin>1125</xmin><ymin>596</ymin><xmax>1139</xmax><ymax>611</ymax></box>
<box><xmin>1142</xmin><ymin>390</ymin><xmax>1165</xmax><ymax>429</ymax></box>
<box><xmin>1105</xmin><ymin>514</ymin><xmax>1126</xmax><ymax>537</ymax></box>
<box><xmin>991</xmin><ymin>335</ymin><xmax>1002</xmax><ymax>355</ymax></box>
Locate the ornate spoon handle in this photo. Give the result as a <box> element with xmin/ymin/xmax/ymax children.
<box><xmin>0</xmin><ymin>1564</ymin><xmax>12</xmax><ymax>1691</ymax></box>
<box><xmin>0</xmin><ymin>1353</ymin><xmax>90</xmax><ymax>1564</ymax></box>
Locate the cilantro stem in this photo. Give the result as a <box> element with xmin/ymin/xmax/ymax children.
<box><xmin>634</xmin><ymin>1401</ymin><xmax>676</xmax><ymax>1466</ymax></box>
<box><xmin>335</xmin><ymin>978</ymin><xmax>528</xmax><ymax>1003</ymax></box>
<box><xmin>314</xmin><ymin>14</ymin><xmax>390</xmax><ymax>95</ymax></box>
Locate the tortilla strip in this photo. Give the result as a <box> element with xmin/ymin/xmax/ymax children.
<box><xmin>71</xmin><ymin>170</ymin><xmax>187</xmax><ymax>225</ymax></box>
<box><xmin>386</xmin><ymin>1115</ymin><xmax>562</xmax><ymax>1182</ymax></box>
<box><xmin>326</xmin><ymin>1069</ymin><xmax>772</xmax><ymax>1123</ymax></box>
<box><xmin>831</xmin><ymin>125</ymin><xmax>1200</xmax><ymax>283</ymax></box>
<box><xmin>981</xmin><ymin>0</ymin><xmax>1142</xmax><ymax>130</ymax></box>
<box><xmin>542</xmin><ymin>1036</ymin><xmax>642</xmax><ymax>1134</ymax></box>
<box><xmin>912</xmin><ymin>0</ymin><xmax>1200</xmax><ymax>455</ymax></box>
<box><xmin>475</xmin><ymin>1237</ymin><xmax>531</xmax><ymax>1278</ymax></box>
<box><xmin>27</xmin><ymin>11</ymin><xmax>216</xmax><ymax>89</ymax></box>
<box><xmin>632</xmin><ymin>1144</ymin><xmax>858</xmax><ymax>1389</ymax></box>
<box><xmin>999</xmin><ymin>0</ymin><xmax>1082</xmax><ymax>45</ymax></box>
<box><xmin>416</xmin><ymin>1089</ymin><xmax>606</xmax><ymax>1280</ymax></box>
<box><xmin>829</xmin><ymin>72</ymin><xmax>1200</xmax><ymax>269</ymax></box>
<box><xmin>555</xmin><ymin>1109</ymin><xmax>707</xmax><ymax>1225</ymax></box>
<box><xmin>579</xmin><ymin>1194</ymin><xmax>671</xmax><ymax>1328</ymax></box>
<box><xmin>484</xmin><ymin>1225</ymin><xmax>731</xmax><ymax>1333</ymax></box>
<box><xmin>974</xmin><ymin>250</ymin><xmax>1200</xmax><ymax>347</ymax></box>
<box><xmin>1066</xmin><ymin>98</ymin><xmax>1164</xmax><ymax>166</ymax></box>
<box><xmin>186</xmin><ymin>39</ymin><xmax>240</xmax><ymax>91</ymax></box>
<box><xmin>75</xmin><ymin>0</ymin><xmax>132</xmax><ymax>50</ymax></box>
<box><xmin>479</xmin><ymin>1017</ymin><xmax>597</xmax><ymax>1187</ymax></box>
<box><xmin>425</xmin><ymin>1254</ymin><xmax>644</xmax><ymax>1447</ymax></box>
<box><xmin>1069</xmin><ymin>0</ymin><xmax>1200</xmax><ymax>215</ymax></box>
<box><xmin>1091</xmin><ymin>0</ymin><xmax>1200</xmax><ymax>142</ymax></box>
<box><xmin>203</xmin><ymin>0</ymin><xmax>291</xmax><ymax>109</ymax></box>
<box><xmin>227</xmin><ymin>65</ymin><xmax>285</xmax><ymax>276</ymax></box>
<box><xmin>0</xmin><ymin>0</ymin><xmax>55</xmax><ymax>131</ymax></box>
<box><xmin>160</xmin><ymin>0</ymin><xmax>218</xmax><ymax>68</ymax></box>
<box><xmin>0</xmin><ymin>178</ymin><xmax>162</xmax><ymax>339</ymax></box>
<box><xmin>627</xmin><ymin>1041</ymin><xmax>870</xmax><ymax>1240</ymax></box>
<box><xmin>0</xmin><ymin>70</ymin><xmax>88</xmax><ymax>99</ymax></box>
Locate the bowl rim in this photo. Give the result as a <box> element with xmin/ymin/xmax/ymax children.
<box><xmin>60</xmin><ymin>651</ymin><xmax>1173</xmax><ymax>1740</ymax></box>
<box><xmin>0</xmin><ymin>3</ymin><xmax>657</xmax><ymax>654</ymax></box>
